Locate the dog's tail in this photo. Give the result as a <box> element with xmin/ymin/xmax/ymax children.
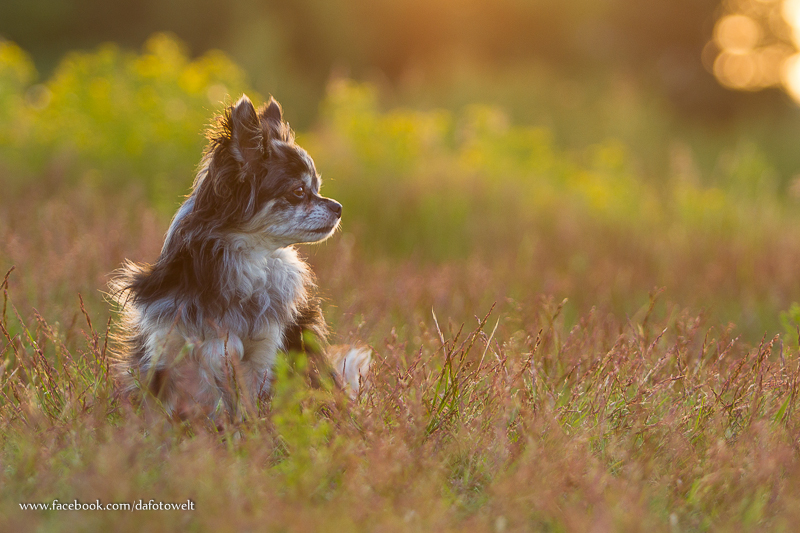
<box><xmin>327</xmin><ymin>345</ymin><xmax>372</xmax><ymax>398</ymax></box>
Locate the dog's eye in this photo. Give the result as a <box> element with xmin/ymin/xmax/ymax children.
<box><xmin>286</xmin><ymin>186</ymin><xmax>305</xmax><ymax>203</ymax></box>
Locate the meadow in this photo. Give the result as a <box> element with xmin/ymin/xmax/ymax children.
<box><xmin>3</xmin><ymin>35</ymin><xmax>800</xmax><ymax>531</ymax></box>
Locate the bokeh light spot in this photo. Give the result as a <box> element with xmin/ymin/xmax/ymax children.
<box><xmin>784</xmin><ymin>0</ymin><xmax>800</xmax><ymax>36</ymax></box>
<box><xmin>781</xmin><ymin>53</ymin><xmax>800</xmax><ymax>101</ymax></box>
<box><xmin>714</xmin><ymin>50</ymin><xmax>758</xmax><ymax>89</ymax></box>
<box><xmin>715</xmin><ymin>15</ymin><xmax>761</xmax><ymax>53</ymax></box>
<box><xmin>710</xmin><ymin>1</ymin><xmax>800</xmax><ymax>101</ymax></box>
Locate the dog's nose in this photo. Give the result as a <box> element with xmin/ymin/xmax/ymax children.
<box><xmin>327</xmin><ymin>200</ymin><xmax>342</xmax><ymax>218</ymax></box>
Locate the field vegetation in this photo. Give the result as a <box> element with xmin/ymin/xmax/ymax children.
<box><xmin>3</xmin><ymin>35</ymin><xmax>800</xmax><ymax>531</ymax></box>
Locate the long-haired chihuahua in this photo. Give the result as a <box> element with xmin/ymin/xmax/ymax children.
<box><xmin>110</xmin><ymin>95</ymin><xmax>370</xmax><ymax>419</ymax></box>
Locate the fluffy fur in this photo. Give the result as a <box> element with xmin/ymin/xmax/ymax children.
<box><xmin>110</xmin><ymin>95</ymin><xmax>369</xmax><ymax>418</ymax></box>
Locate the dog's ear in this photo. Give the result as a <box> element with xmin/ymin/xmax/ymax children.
<box><xmin>228</xmin><ymin>95</ymin><xmax>264</xmax><ymax>167</ymax></box>
<box><xmin>261</xmin><ymin>96</ymin><xmax>282</xmax><ymax>126</ymax></box>
<box><xmin>258</xmin><ymin>96</ymin><xmax>293</xmax><ymax>146</ymax></box>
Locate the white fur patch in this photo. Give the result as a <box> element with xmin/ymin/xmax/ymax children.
<box><xmin>328</xmin><ymin>345</ymin><xmax>372</xmax><ymax>398</ymax></box>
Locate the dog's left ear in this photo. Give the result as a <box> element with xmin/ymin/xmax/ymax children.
<box><xmin>261</xmin><ymin>97</ymin><xmax>282</xmax><ymax>126</ymax></box>
<box><xmin>258</xmin><ymin>96</ymin><xmax>293</xmax><ymax>146</ymax></box>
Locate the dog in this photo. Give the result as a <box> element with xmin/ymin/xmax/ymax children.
<box><xmin>110</xmin><ymin>95</ymin><xmax>370</xmax><ymax>419</ymax></box>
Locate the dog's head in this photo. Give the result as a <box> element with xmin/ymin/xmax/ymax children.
<box><xmin>191</xmin><ymin>95</ymin><xmax>341</xmax><ymax>248</ymax></box>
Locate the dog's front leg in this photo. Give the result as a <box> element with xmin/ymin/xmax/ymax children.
<box><xmin>189</xmin><ymin>333</ymin><xmax>245</xmax><ymax>416</ymax></box>
<box><xmin>240</xmin><ymin>330</ymin><xmax>283</xmax><ymax>402</ymax></box>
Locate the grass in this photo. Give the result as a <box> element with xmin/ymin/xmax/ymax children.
<box><xmin>3</xmin><ymin>190</ymin><xmax>800</xmax><ymax>531</ymax></box>
<box><xmin>3</xmin><ymin>36</ymin><xmax>800</xmax><ymax>531</ymax></box>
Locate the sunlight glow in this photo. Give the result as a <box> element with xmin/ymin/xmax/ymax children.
<box><xmin>782</xmin><ymin>0</ymin><xmax>800</xmax><ymax>100</ymax></box>
<box><xmin>714</xmin><ymin>50</ymin><xmax>758</xmax><ymax>89</ymax></box>
<box><xmin>782</xmin><ymin>52</ymin><xmax>800</xmax><ymax>100</ymax></box>
<box><xmin>710</xmin><ymin>0</ymin><xmax>800</xmax><ymax>101</ymax></box>
<box><xmin>784</xmin><ymin>0</ymin><xmax>800</xmax><ymax>33</ymax></box>
<box><xmin>715</xmin><ymin>15</ymin><xmax>761</xmax><ymax>53</ymax></box>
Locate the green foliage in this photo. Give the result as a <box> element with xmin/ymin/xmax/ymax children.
<box><xmin>0</xmin><ymin>34</ymin><xmax>253</xmax><ymax>203</ymax></box>
<box><xmin>0</xmin><ymin>42</ymin><xmax>36</xmax><ymax>147</ymax></box>
<box><xmin>312</xmin><ymin>80</ymin><xmax>646</xmax><ymax>258</ymax></box>
<box><xmin>0</xmin><ymin>37</ymin><xmax>792</xmax><ymax>265</ymax></box>
<box><xmin>269</xmin><ymin>351</ymin><xmax>343</xmax><ymax>497</ymax></box>
<box><xmin>309</xmin><ymin>79</ymin><xmax>791</xmax><ymax>269</ymax></box>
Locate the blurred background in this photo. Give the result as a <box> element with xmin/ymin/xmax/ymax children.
<box><xmin>3</xmin><ymin>0</ymin><xmax>800</xmax><ymax>188</ymax></box>
<box><xmin>4</xmin><ymin>0</ymin><xmax>800</xmax><ymax>122</ymax></box>
<box><xmin>3</xmin><ymin>0</ymin><xmax>800</xmax><ymax>342</ymax></box>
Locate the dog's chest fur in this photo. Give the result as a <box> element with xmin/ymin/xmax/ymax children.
<box><xmin>224</xmin><ymin>243</ymin><xmax>309</xmax><ymax>342</ymax></box>
<box><xmin>219</xmin><ymin>245</ymin><xmax>309</xmax><ymax>381</ymax></box>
